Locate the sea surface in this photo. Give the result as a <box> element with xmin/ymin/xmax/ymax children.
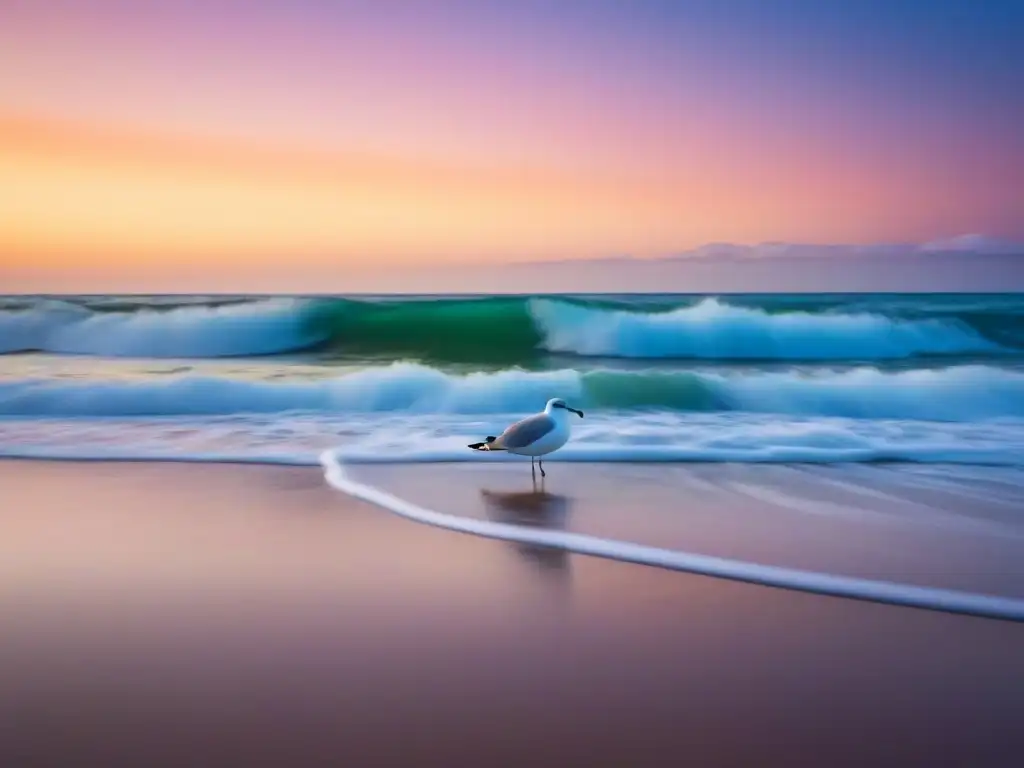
<box><xmin>3</xmin><ymin>292</ymin><xmax>1024</xmax><ymax>465</ymax></box>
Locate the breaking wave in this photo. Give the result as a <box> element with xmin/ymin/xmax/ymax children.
<box><xmin>529</xmin><ymin>298</ymin><xmax>1003</xmax><ymax>359</ymax></box>
<box><xmin>0</xmin><ymin>295</ymin><xmax>1017</xmax><ymax>362</ymax></box>
<box><xmin>0</xmin><ymin>299</ymin><xmax>321</xmax><ymax>358</ymax></box>
<box><xmin>2</xmin><ymin>363</ymin><xmax>1023</xmax><ymax>421</ymax></box>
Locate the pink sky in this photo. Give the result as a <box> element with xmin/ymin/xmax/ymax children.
<box><xmin>1</xmin><ymin>0</ymin><xmax>1021</xmax><ymax>291</ymax></box>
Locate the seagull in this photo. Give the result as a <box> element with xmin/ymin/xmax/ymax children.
<box><xmin>468</xmin><ymin>398</ymin><xmax>584</xmax><ymax>478</ymax></box>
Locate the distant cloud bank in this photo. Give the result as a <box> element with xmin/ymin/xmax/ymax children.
<box><xmin>917</xmin><ymin>234</ymin><xmax>1023</xmax><ymax>255</ymax></box>
<box><xmin>673</xmin><ymin>234</ymin><xmax>1023</xmax><ymax>261</ymax></box>
<box><xmin>457</xmin><ymin>234</ymin><xmax>1024</xmax><ymax>293</ymax></box>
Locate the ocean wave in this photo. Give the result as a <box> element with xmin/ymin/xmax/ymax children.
<box><xmin>529</xmin><ymin>297</ymin><xmax>1002</xmax><ymax>359</ymax></box>
<box><xmin>1</xmin><ymin>295</ymin><xmax>1018</xmax><ymax>362</ymax></box>
<box><xmin>0</xmin><ymin>298</ymin><xmax>324</xmax><ymax>357</ymax></box>
<box><xmin>2</xmin><ymin>363</ymin><xmax>1023</xmax><ymax>421</ymax></box>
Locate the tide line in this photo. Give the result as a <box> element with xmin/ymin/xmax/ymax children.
<box><xmin>321</xmin><ymin>451</ymin><xmax>1024</xmax><ymax>623</ymax></box>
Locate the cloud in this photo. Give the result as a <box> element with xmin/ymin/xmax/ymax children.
<box><xmin>918</xmin><ymin>234</ymin><xmax>1023</xmax><ymax>255</ymax></box>
<box><xmin>672</xmin><ymin>234</ymin><xmax>1023</xmax><ymax>260</ymax></box>
<box><xmin>675</xmin><ymin>242</ymin><xmax>908</xmax><ymax>260</ymax></box>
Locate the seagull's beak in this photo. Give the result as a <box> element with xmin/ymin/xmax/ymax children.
<box><xmin>569</xmin><ymin>407</ymin><xmax>584</xmax><ymax>418</ymax></box>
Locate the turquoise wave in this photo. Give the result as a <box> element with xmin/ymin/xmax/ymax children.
<box><xmin>1</xmin><ymin>294</ymin><xmax>1022</xmax><ymax>362</ymax></box>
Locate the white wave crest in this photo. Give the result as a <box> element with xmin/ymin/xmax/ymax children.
<box><xmin>0</xmin><ymin>364</ymin><xmax>579</xmax><ymax>416</ymax></box>
<box><xmin>530</xmin><ymin>298</ymin><xmax>1002</xmax><ymax>359</ymax></box>
<box><xmin>2</xmin><ymin>363</ymin><xmax>1023</xmax><ymax>421</ymax></box>
<box><xmin>0</xmin><ymin>299</ymin><xmax>320</xmax><ymax>357</ymax></box>
<box><xmin>706</xmin><ymin>365</ymin><xmax>1024</xmax><ymax>421</ymax></box>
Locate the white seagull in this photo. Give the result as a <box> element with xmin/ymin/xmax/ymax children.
<box><xmin>468</xmin><ymin>397</ymin><xmax>584</xmax><ymax>478</ymax></box>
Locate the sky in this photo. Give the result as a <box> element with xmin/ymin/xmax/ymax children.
<box><xmin>1</xmin><ymin>0</ymin><xmax>1022</xmax><ymax>291</ymax></box>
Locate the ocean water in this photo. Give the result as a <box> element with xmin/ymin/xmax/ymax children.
<box><xmin>5</xmin><ymin>292</ymin><xmax>1024</xmax><ymax>618</ymax></box>
<box><xmin>3</xmin><ymin>292</ymin><xmax>1024</xmax><ymax>465</ymax></box>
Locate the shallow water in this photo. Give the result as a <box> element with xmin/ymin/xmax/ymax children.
<box><xmin>332</xmin><ymin>460</ymin><xmax>1024</xmax><ymax>619</ymax></box>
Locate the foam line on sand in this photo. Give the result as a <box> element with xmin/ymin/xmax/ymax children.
<box><xmin>321</xmin><ymin>451</ymin><xmax>1024</xmax><ymax>623</ymax></box>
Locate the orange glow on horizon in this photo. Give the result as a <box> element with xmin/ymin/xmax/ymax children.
<box><xmin>1</xmin><ymin>112</ymin><xmax>956</xmax><ymax>280</ymax></box>
<box><xmin>1</xmin><ymin>114</ymin><xmax>711</xmax><ymax>266</ymax></box>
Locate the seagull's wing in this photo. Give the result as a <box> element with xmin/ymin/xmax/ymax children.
<box><xmin>493</xmin><ymin>412</ymin><xmax>556</xmax><ymax>450</ymax></box>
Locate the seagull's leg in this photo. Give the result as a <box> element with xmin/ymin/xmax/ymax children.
<box><xmin>539</xmin><ymin>458</ymin><xmax>546</xmax><ymax>478</ymax></box>
<box><xmin>531</xmin><ymin>457</ymin><xmax>536</xmax><ymax>481</ymax></box>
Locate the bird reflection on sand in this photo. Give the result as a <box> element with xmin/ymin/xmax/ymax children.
<box><xmin>480</xmin><ymin>485</ymin><xmax>572</xmax><ymax>579</ymax></box>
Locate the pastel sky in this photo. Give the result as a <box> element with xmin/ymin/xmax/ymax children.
<box><xmin>1</xmin><ymin>0</ymin><xmax>1022</xmax><ymax>291</ymax></box>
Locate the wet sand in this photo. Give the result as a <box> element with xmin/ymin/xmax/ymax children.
<box><xmin>350</xmin><ymin>461</ymin><xmax>1024</xmax><ymax>600</ymax></box>
<box><xmin>2</xmin><ymin>460</ymin><xmax>1023</xmax><ymax>767</ymax></box>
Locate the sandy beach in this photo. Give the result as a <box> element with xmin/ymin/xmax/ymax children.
<box><xmin>2</xmin><ymin>459</ymin><xmax>1023</xmax><ymax>767</ymax></box>
<box><xmin>6</xmin><ymin>0</ymin><xmax>1024</xmax><ymax>759</ymax></box>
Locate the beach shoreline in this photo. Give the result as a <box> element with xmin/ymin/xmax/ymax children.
<box><xmin>2</xmin><ymin>459</ymin><xmax>1023</xmax><ymax>766</ymax></box>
